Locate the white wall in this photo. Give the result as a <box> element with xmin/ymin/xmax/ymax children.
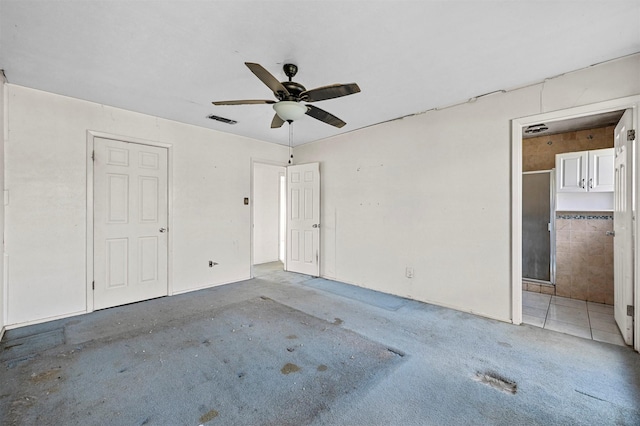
<box><xmin>5</xmin><ymin>54</ymin><xmax>639</xmax><ymax>328</ymax></box>
<box><xmin>556</xmin><ymin>192</ymin><xmax>613</xmax><ymax>212</ymax></box>
<box><xmin>0</xmin><ymin>74</ymin><xmax>6</xmax><ymax>336</ymax></box>
<box><xmin>253</xmin><ymin>163</ymin><xmax>285</xmax><ymax>264</ymax></box>
<box><xmin>5</xmin><ymin>85</ymin><xmax>288</xmax><ymax>326</ymax></box>
<box><xmin>294</xmin><ymin>54</ymin><xmax>640</xmax><ymax>322</ymax></box>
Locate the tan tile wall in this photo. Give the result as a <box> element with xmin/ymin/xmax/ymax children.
<box><xmin>523</xmin><ymin>125</ymin><xmax>615</xmax><ymax>172</ymax></box>
<box><xmin>555</xmin><ymin>214</ymin><xmax>614</xmax><ymax>304</ymax></box>
<box><xmin>522</xmin><ymin>281</ymin><xmax>555</xmax><ymax>295</ymax></box>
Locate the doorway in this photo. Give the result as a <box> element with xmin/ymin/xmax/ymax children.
<box><xmin>252</xmin><ymin>161</ymin><xmax>322</xmax><ymax>278</ymax></box>
<box><xmin>252</xmin><ymin>162</ymin><xmax>287</xmax><ymax>273</ymax></box>
<box><xmin>521</xmin><ymin>118</ymin><xmax>620</xmax><ymax>344</ymax></box>
<box><xmin>512</xmin><ymin>96</ymin><xmax>640</xmax><ymax>352</ymax></box>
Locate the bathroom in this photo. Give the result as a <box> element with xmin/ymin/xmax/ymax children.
<box><xmin>521</xmin><ymin>110</ymin><xmax>627</xmax><ymax>345</ymax></box>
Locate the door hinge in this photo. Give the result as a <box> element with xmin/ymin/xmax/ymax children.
<box><xmin>628</xmin><ymin>129</ymin><xmax>636</xmax><ymax>141</ymax></box>
<box><xmin>92</xmin><ymin>280</ymin><xmax>95</xmax><ymax>290</ymax></box>
<box><xmin>628</xmin><ymin>305</ymin><xmax>634</xmax><ymax>317</ymax></box>
<box><xmin>91</xmin><ymin>151</ymin><xmax>95</xmax><ymax>161</ymax></box>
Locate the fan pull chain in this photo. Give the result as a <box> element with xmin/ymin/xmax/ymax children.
<box><xmin>288</xmin><ymin>121</ymin><xmax>294</xmax><ymax>164</ymax></box>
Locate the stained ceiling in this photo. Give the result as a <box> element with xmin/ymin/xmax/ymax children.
<box><xmin>1</xmin><ymin>1</ymin><xmax>639</xmax><ymax>146</ymax></box>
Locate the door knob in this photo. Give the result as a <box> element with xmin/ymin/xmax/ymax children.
<box><xmin>159</xmin><ymin>227</ymin><xmax>167</xmax><ymax>233</ymax></box>
<box><xmin>312</xmin><ymin>224</ymin><xmax>320</xmax><ymax>228</ymax></box>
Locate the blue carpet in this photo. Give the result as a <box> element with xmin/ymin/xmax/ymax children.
<box><xmin>303</xmin><ymin>277</ymin><xmax>408</xmax><ymax>311</ymax></box>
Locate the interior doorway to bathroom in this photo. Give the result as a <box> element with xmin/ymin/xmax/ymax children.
<box><xmin>521</xmin><ymin>112</ymin><xmax>621</xmax><ymax>294</ymax></box>
<box><xmin>513</xmin><ymin>96</ymin><xmax>640</xmax><ymax>352</ymax></box>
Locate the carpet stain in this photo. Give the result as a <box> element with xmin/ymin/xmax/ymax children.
<box><xmin>286</xmin><ymin>334</ymin><xmax>297</xmax><ymax>339</ymax></box>
<box><xmin>473</xmin><ymin>371</ymin><xmax>517</xmax><ymax>394</ymax></box>
<box><xmin>199</xmin><ymin>409</ymin><xmax>219</xmax><ymax>423</ymax></box>
<box><xmin>317</xmin><ymin>364</ymin><xmax>328</xmax><ymax>372</ymax></box>
<box><xmin>333</xmin><ymin>318</ymin><xmax>343</xmax><ymax>325</ymax></box>
<box><xmin>281</xmin><ymin>363</ymin><xmax>300</xmax><ymax>374</ymax></box>
<box><xmin>29</xmin><ymin>368</ymin><xmax>61</xmax><ymax>383</ymax></box>
<box><xmin>46</xmin><ymin>385</ymin><xmax>60</xmax><ymax>394</ymax></box>
<box><xmin>498</xmin><ymin>341</ymin><xmax>512</xmax><ymax>348</ymax></box>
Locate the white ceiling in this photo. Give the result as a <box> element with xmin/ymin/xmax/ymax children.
<box><xmin>1</xmin><ymin>1</ymin><xmax>639</xmax><ymax>146</ymax></box>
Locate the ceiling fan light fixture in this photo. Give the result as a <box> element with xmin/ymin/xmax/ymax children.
<box><xmin>273</xmin><ymin>101</ymin><xmax>307</xmax><ymax>122</ymax></box>
<box><xmin>212</xmin><ymin>62</ymin><xmax>358</xmax><ymax>129</ymax></box>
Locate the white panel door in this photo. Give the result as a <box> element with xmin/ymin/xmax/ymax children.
<box><xmin>94</xmin><ymin>138</ymin><xmax>168</xmax><ymax>310</ymax></box>
<box><xmin>286</xmin><ymin>162</ymin><xmax>320</xmax><ymax>276</ymax></box>
<box><xmin>614</xmin><ymin>109</ymin><xmax>633</xmax><ymax>345</ymax></box>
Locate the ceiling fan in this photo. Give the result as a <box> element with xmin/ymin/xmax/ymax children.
<box><xmin>212</xmin><ymin>62</ymin><xmax>360</xmax><ymax>129</ymax></box>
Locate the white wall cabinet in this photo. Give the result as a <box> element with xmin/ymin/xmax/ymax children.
<box><xmin>556</xmin><ymin>148</ymin><xmax>614</xmax><ymax>193</ymax></box>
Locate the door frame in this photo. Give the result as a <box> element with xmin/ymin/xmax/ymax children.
<box><xmin>86</xmin><ymin>130</ymin><xmax>173</xmax><ymax>313</ymax></box>
<box><xmin>511</xmin><ymin>95</ymin><xmax>640</xmax><ymax>352</ymax></box>
<box><xmin>250</xmin><ymin>158</ymin><xmax>288</xmax><ymax>277</ymax></box>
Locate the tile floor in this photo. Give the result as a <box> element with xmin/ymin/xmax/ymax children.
<box><xmin>522</xmin><ymin>290</ymin><xmax>626</xmax><ymax>346</ymax></box>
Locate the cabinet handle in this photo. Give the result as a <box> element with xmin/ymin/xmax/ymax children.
<box><xmin>589</xmin><ymin>178</ymin><xmax>593</xmax><ymax>189</ymax></box>
<box><xmin>580</xmin><ymin>178</ymin><xmax>585</xmax><ymax>188</ymax></box>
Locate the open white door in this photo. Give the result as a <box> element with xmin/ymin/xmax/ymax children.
<box><xmin>94</xmin><ymin>138</ymin><xmax>169</xmax><ymax>310</ymax></box>
<box><xmin>286</xmin><ymin>162</ymin><xmax>320</xmax><ymax>276</ymax></box>
<box><xmin>614</xmin><ymin>109</ymin><xmax>634</xmax><ymax>345</ymax></box>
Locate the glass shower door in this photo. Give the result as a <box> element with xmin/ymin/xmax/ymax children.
<box><xmin>522</xmin><ymin>171</ymin><xmax>554</xmax><ymax>283</ymax></box>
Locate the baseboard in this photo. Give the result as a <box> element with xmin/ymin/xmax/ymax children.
<box><xmin>171</xmin><ymin>276</ymin><xmax>252</xmax><ymax>295</ymax></box>
<box><xmin>320</xmin><ymin>274</ymin><xmax>512</xmax><ymax>324</ymax></box>
<box><xmin>4</xmin><ymin>309</ymin><xmax>87</xmax><ymax>331</ymax></box>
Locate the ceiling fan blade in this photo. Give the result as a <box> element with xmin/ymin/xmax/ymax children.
<box><xmin>245</xmin><ymin>62</ymin><xmax>290</xmax><ymax>97</ymax></box>
<box><xmin>301</xmin><ymin>83</ymin><xmax>360</xmax><ymax>102</ymax></box>
<box><xmin>212</xmin><ymin>99</ymin><xmax>275</xmax><ymax>105</ymax></box>
<box><xmin>305</xmin><ymin>105</ymin><xmax>346</xmax><ymax>128</ymax></box>
<box><xmin>271</xmin><ymin>113</ymin><xmax>285</xmax><ymax>128</ymax></box>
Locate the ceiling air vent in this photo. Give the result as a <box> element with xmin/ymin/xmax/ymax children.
<box><xmin>207</xmin><ymin>114</ymin><xmax>237</xmax><ymax>125</ymax></box>
<box><xmin>524</xmin><ymin>123</ymin><xmax>549</xmax><ymax>134</ymax></box>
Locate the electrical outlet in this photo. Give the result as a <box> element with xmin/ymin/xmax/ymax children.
<box><xmin>406</xmin><ymin>267</ymin><xmax>414</xmax><ymax>278</ymax></box>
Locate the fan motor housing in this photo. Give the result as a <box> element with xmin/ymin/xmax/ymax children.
<box><xmin>281</xmin><ymin>81</ymin><xmax>306</xmax><ymax>100</ymax></box>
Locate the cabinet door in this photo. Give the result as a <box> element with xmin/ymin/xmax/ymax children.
<box><xmin>588</xmin><ymin>148</ymin><xmax>614</xmax><ymax>192</ymax></box>
<box><xmin>556</xmin><ymin>151</ymin><xmax>587</xmax><ymax>192</ymax></box>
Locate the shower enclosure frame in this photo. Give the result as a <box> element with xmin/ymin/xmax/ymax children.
<box><xmin>522</xmin><ymin>169</ymin><xmax>556</xmax><ymax>285</ymax></box>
